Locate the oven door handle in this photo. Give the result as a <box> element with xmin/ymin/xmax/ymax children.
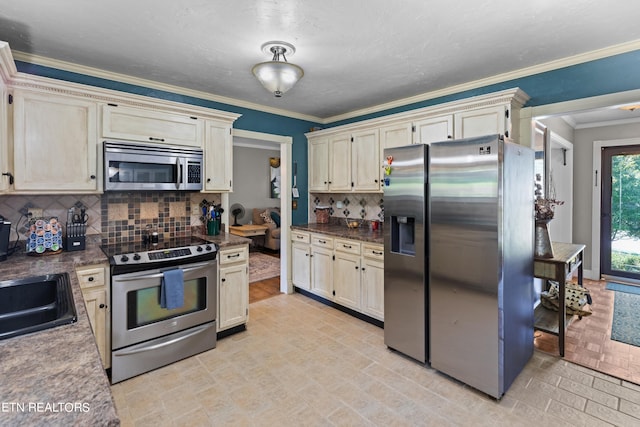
<box><xmin>113</xmin><ymin>323</ymin><xmax>215</xmax><ymax>356</ymax></box>
<box><xmin>114</xmin><ymin>262</ymin><xmax>211</xmax><ymax>281</ymax></box>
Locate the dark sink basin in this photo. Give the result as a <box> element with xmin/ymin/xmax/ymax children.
<box><xmin>0</xmin><ymin>273</ymin><xmax>77</xmax><ymax>340</ymax></box>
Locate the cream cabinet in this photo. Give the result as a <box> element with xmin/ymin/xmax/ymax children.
<box><xmin>102</xmin><ymin>104</ymin><xmax>203</xmax><ymax>147</ymax></box>
<box><xmin>308</xmin><ymin>137</ymin><xmax>330</xmax><ymax>191</ymax></box>
<box><xmin>204</xmin><ymin>120</ymin><xmax>233</xmax><ymax>192</ymax></box>
<box><xmin>291</xmin><ymin>231</ymin><xmax>311</xmax><ymax>290</ymax></box>
<box><xmin>351</xmin><ymin>129</ymin><xmax>380</xmax><ymax>191</ymax></box>
<box><xmin>12</xmin><ymin>89</ymin><xmax>99</xmax><ymax>192</ymax></box>
<box><xmin>414</xmin><ymin>115</ymin><xmax>454</xmax><ymax>144</ymax></box>
<box><xmin>76</xmin><ymin>264</ymin><xmax>110</xmax><ymax>369</ymax></box>
<box><xmin>218</xmin><ymin>245</ymin><xmax>249</xmax><ymax>331</ymax></box>
<box><xmin>310</xmin><ymin>235</ymin><xmax>334</xmax><ymax>299</ymax></box>
<box><xmin>308</xmin><ymin>127</ymin><xmax>381</xmax><ymax>193</ymax></box>
<box><xmin>292</xmin><ymin>230</ymin><xmax>384</xmax><ymax>322</ymax></box>
<box><xmin>328</xmin><ymin>133</ymin><xmax>351</xmax><ymax>191</ymax></box>
<box><xmin>454</xmin><ymin>105</ymin><xmax>507</xmax><ymax>139</ymax></box>
<box><xmin>333</xmin><ymin>239</ymin><xmax>362</xmax><ymax>311</ymax></box>
<box><xmin>308</xmin><ymin>89</ymin><xmax>528</xmax><ymax>196</ymax></box>
<box><xmin>361</xmin><ymin>244</ymin><xmax>384</xmax><ymax>321</ymax></box>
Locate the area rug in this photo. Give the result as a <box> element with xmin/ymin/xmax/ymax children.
<box><xmin>610</xmin><ymin>289</ymin><xmax>640</xmax><ymax>347</ymax></box>
<box><xmin>248</xmin><ymin>252</ymin><xmax>280</xmax><ymax>283</ymax></box>
<box><xmin>605</xmin><ymin>281</ymin><xmax>640</xmax><ymax>295</ymax></box>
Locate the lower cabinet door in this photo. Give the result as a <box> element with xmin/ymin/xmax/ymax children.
<box><xmin>361</xmin><ymin>258</ymin><xmax>384</xmax><ymax>321</ymax></box>
<box><xmin>219</xmin><ymin>263</ymin><xmax>249</xmax><ymax>331</ymax></box>
<box><xmin>310</xmin><ymin>246</ymin><xmax>333</xmax><ymax>299</ymax></box>
<box><xmin>292</xmin><ymin>243</ymin><xmax>311</xmax><ymax>290</ymax></box>
<box><xmin>82</xmin><ymin>287</ymin><xmax>110</xmax><ymax>368</ymax></box>
<box><xmin>333</xmin><ymin>252</ymin><xmax>361</xmax><ymax>311</ymax></box>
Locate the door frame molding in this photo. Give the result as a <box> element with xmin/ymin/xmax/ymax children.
<box><xmin>591</xmin><ymin>136</ymin><xmax>640</xmax><ymax>280</ymax></box>
<box><xmin>231</xmin><ymin>128</ymin><xmax>293</xmax><ymax>294</ymax></box>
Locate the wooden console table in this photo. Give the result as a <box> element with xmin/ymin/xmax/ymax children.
<box><xmin>533</xmin><ymin>242</ymin><xmax>585</xmax><ymax>357</ymax></box>
<box><xmin>229</xmin><ymin>224</ymin><xmax>268</xmax><ymax>239</ymax></box>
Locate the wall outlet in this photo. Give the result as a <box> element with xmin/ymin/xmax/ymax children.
<box><xmin>29</xmin><ymin>208</ymin><xmax>44</xmax><ymax>218</ymax></box>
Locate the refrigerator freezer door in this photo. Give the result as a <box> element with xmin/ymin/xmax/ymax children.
<box><xmin>383</xmin><ymin>144</ymin><xmax>428</xmax><ymax>363</ymax></box>
<box><xmin>429</xmin><ymin>134</ymin><xmax>534</xmax><ymax>398</ymax></box>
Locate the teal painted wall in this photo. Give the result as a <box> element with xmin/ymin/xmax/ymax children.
<box><xmin>15</xmin><ymin>48</ymin><xmax>640</xmax><ymax>223</ymax></box>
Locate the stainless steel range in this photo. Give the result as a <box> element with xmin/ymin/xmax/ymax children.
<box><xmin>102</xmin><ymin>237</ymin><xmax>218</xmax><ymax>383</ymax></box>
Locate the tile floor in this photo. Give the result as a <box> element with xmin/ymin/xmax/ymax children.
<box><xmin>112</xmin><ymin>292</ymin><xmax>640</xmax><ymax>426</ymax></box>
<box><xmin>534</xmin><ymin>279</ymin><xmax>640</xmax><ymax>385</ymax></box>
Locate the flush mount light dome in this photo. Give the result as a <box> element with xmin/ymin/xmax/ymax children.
<box><xmin>252</xmin><ymin>41</ymin><xmax>304</xmax><ymax>97</ymax></box>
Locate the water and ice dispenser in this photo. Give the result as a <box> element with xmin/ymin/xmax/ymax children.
<box><xmin>390</xmin><ymin>216</ymin><xmax>415</xmax><ymax>256</ymax></box>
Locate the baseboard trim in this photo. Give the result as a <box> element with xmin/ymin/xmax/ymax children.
<box><xmin>294</xmin><ymin>287</ymin><xmax>384</xmax><ymax>329</ymax></box>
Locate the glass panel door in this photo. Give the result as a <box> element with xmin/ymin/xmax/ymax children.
<box><xmin>601</xmin><ymin>145</ymin><xmax>640</xmax><ymax>279</ymax></box>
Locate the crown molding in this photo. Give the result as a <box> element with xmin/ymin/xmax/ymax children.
<box><xmin>321</xmin><ymin>39</ymin><xmax>640</xmax><ymax>124</ymax></box>
<box><xmin>8</xmin><ymin>39</ymin><xmax>640</xmax><ymax>125</ymax></box>
<box><xmin>11</xmin><ymin>50</ymin><xmax>322</xmax><ymax>124</ymax></box>
<box><xmin>0</xmin><ymin>42</ymin><xmax>17</xmax><ymax>83</ymax></box>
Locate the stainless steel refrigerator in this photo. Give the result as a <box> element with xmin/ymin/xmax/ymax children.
<box><xmin>429</xmin><ymin>134</ymin><xmax>534</xmax><ymax>398</ymax></box>
<box><xmin>383</xmin><ymin>144</ymin><xmax>429</xmax><ymax>363</ymax></box>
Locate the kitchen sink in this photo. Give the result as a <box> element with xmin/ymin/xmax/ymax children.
<box><xmin>0</xmin><ymin>273</ymin><xmax>77</xmax><ymax>340</ymax></box>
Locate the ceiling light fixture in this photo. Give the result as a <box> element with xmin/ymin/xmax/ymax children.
<box><xmin>252</xmin><ymin>41</ymin><xmax>304</xmax><ymax>98</ymax></box>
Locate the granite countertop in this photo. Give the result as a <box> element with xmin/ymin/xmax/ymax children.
<box><xmin>291</xmin><ymin>223</ymin><xmax>384</xmax><ymax>245</ymax></box>
<box><xmin>0</xmin><ymin>231</ymin><xmax>247</xmax><ymax>425</ymax></box>
<box><xmin>0</xmin><ymin>236</ymin><xmax>119</xmax><ymax>426</ymax></box>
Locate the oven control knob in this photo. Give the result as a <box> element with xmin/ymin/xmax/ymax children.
<box><xmin>196</xmin><ymin>246</ymin><xmax>203</xmax><ymax>252</ymax></box>
<box><xmin>205</xmin><ymin>245</ymin><xmax>212</xmax><ymax>251</ymax></box>
<box><xmin>120</xmin><ymin>255</ymin><xmax>129</xmax><ymax>263</ymax></box>
<box><xmin>133</xmin><ymin>253</ymin><xmax>141</xmax><ymax>261</ymax></box>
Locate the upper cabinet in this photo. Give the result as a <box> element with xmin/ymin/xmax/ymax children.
<box><xmin>454</xmin><ymin>105</ymin><xmax>507</xmax><ymax>139</ymax></box>
<box><xmin>204</xmin><ymin>120</ymin><xmax>233</xmax><ymax>192</ymax></box>
<box><xmin>308</xmin><ymin>88</ymin><xmax>529</xmax><ymax>194</ymax></box>
<box><xmin>0</xmin><ymin>44</ymin><xmax>239</xmax><ymax>195</ymax></box>
<box><xmin>12</xmin><ymin>89</ymin><xmax>99</xmax><ymax>193</ymax></box>
<box><xmin>308</xmin><ymin>127</ymin><xmax>381</xmax><ymax>193</ymax></box>
<box><xmin>102</xmin><ymin>104</ymin><xmax>203</xmax><ymax>147</ymax></box>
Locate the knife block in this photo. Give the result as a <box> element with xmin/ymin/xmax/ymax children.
<box><xmin>64</xmin><ymin>222</ymin><xmax>86</xmax><ymax>251</ymax></box>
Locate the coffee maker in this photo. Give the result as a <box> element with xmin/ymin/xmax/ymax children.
<box><xmin>0</xmin><ymin>215</ymin><xmax>11</xmax><ymax>261</ymax></box>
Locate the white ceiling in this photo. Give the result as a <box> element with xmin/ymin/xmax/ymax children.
<box><xmin>1</xmin><ymin>1</ymin><xmax>640</xmax><ymax>125</ymax></box>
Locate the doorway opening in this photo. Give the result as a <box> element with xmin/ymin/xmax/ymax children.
<box><xmin>600</xmin><ymin>144</ymin><xmax>640</xmax><ymax>282</ymax></box>
<box><xmin>223</xmin><ymin>129</ymin><xmax>293</xmax><ymax>295</ymax></box>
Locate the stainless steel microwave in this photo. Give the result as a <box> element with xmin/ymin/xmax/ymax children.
<box><xmin>104</xmin><ymin>140</ymin><xmax>203</xmax><ymax>191</ymax></box>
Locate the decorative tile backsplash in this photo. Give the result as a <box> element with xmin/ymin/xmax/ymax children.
<box><xmin>310</xmin><ymin>193</ymin><xmax>384</xmax><ymax>223</ymax></box>
<box><xmin>0</xmin><ymin>192</ymin><xmax>222</xmax><ymax>246</ymax></box>
<box><xmin>0</xmin><ymin>194</ymin><xmax>101</xmax><ymax>237</ymax></box>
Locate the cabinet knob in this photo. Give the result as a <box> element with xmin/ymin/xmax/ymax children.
<box><xmin>99</xmin><ymin>303</ymin><xmax>106</xmax><ymax>309</ymax></box>
<box><xmin>447</xmin><ymin>135</ymin><xmax>453</xmax><ymax>139</ymax></box>
<box><xmin>361</xmin><ymin>267</ymin><xmax>366</xmax><ymax>271</ymax></box>
<box><xmin>355</xmin><ymin>266</ymin><xmax>359</xmax><ymax>270</ymax></box>
<box><xmin>207</xmin><ymin>178</ymin><xmax>211</xmax><ymax>182</ymax></box>
<box><xmin>90</xmin><ymin>175</ymin><xmax>96</xmax><ymax>179</ymax></box>
<box><xmin>88</xmin><ymin>277</ymin><xmax>94</xmax><ymax>282</ymax></box>
<box><xmin>221</xmin><ymin>278</ymin><xmax>226</xmax><ymax>282</ymax></box>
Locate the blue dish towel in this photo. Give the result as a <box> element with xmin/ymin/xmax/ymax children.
<box><xmin>160</xmin><ymin>268</ymin><xmax>184</xmax><ymax>310</ymax></box>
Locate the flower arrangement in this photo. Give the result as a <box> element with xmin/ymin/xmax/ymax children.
<box><xmin>535</xmin><ymin>198</ymin><xmax>564</xmax><ymax>221</ymax></box>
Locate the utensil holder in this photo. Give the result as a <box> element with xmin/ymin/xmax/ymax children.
<box><xmin>207</xmin><ymin>219</ymin><xmax>220</xmax><ymax>236</ymax></box>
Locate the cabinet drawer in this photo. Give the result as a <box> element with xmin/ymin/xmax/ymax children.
<box><xmin>311</xmin><ymin>234</ymin><xmax>334</xmax><ymax>249</ymax></box>
<box><xmin>334</xmin><ymin>239</ymin><xmax>361</xmax><ymax>255</ymax></box>
<box><xmin>291</xmin><ymin>230</ymin><xmax>310</xmax><ymax>244</ymax></box>
<box><xmin>363</xmin><ymin>244</ymin><xmax>384</xmax><ymax>260</ymax></box>
<box><xmin>76</xmin><ymin>267</ymin><xmax>106</xmax><ymax>289</ymax></box>
<box><xmin>219</xmin><ymin>246</ymin><xmax>248</xmax><ymax>265</ymax></box>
